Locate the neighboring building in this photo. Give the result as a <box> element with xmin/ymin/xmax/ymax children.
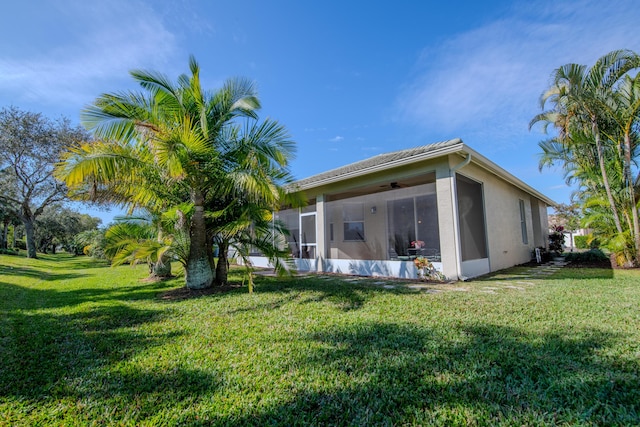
<box><xmin>249</xmin><ymin>139</ymin><xmax>555</xmax><ymax>280</ymax></box>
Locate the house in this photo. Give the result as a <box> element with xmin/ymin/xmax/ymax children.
<box><xmin>249</xmin><ymin>139</ymin><xmax>555</xmax><ymax>280</ymax></box>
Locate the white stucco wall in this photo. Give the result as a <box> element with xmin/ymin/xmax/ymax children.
<box><xmin>453</xmin><ymin>160</ymin><xmax>546</xmax><ymax>272</ymax></box>
<box><xmin>249</xmin><ymin>151</ymin><xmax>551</xmax><ymax>281</ymax></box>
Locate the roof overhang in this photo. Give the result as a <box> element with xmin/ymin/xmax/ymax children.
<box><xmin>288</xmin><ymin>139</ymin><xmax>557</xmax><ymax>207</ymax></box>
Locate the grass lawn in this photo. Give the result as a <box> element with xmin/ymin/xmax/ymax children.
<box><xmin>1</xmin><ymin>253</ymin><xmax>639</xmax><ymax>426</ymax></box>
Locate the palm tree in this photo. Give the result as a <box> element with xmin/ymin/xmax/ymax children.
<box><xmin>531</xmin><ymin>50</ymin><xmax>639</xmax><ymax>235</ymax></box>
<box><xmin>58</xmin><ymin>56</ymin><xmax>297</xmax><ymax>289</ymax></box>
<box><xmin>531</xmin><ymin>49</ymin><xmax>640</xmax><ymax>264</ymax></box>
<box><xmin>104</xmin><ymin>209</ymin><xmax>190</xmax><ymax>278</ymax></box>
<box><xmin>207</xmin><ymin>119</ymin><xmax>301</xmax><ymax>286</ymax></box>
<box><xmin>604</xmin><ymin>73</ymin><xmax>640</xmax><ymax>260</ymax></box>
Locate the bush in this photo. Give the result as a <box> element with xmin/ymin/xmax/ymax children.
<box><xmin>14</xmin><ymin>240</ymin><xmax>26</xmax><ymax>250</ymax></box>
<box><xmin>549</xmin><ymin>225</ymin><xmax>565</xmax><ymax>255</ymax></box>
<box><xmin>0</xmin><ymin>248</ymin><xmax>20</xmax><ymax>256</ymax></box>
<box><xmin>574</xmin><ymin>235</ymin><xmax>599</xmax><ymax>249</ymax></box>
<box><xmin>565</xmin><ymin>248</ymin><xmax>609</xmax><ymax>265</ymax></box>
<box><xmin>574</xmin><ymin>235</ymin><xmax>588</xmax><ymax>249</ymax></box>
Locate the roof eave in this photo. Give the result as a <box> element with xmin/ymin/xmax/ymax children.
<box><xmin>288</xmin><ymin>140</ymin><xmax>557</xmax><ymax>208</ymax></box>
<box><xmin>458</xmin><ymin>145</ymin><xmax>557</xmax><ymax>207</ymax></box>
<box><xmin>290</xmin><ymin>139</ymin><xmax>464</xmax><ymax>191</ymax></box>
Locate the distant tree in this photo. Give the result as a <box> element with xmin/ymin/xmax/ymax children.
<box><xmin>549</xmin><ymin>203</ymin><xmax>582</xmax><ymax>251</ymax></box>
<box><xmin>34</xmin><ymin>205</ymin><xmax>101</xmax><ymax>253</ymax></box>
<box><xmin>0</xmin><ymin>107</ymin><xmax>90</xmax><ymax>258</ymax></box>
<box><xmin>549</xmin><ymin>203</ymin><xmax>581</xmax><ymax>231</ymax></box>
<box><xmin>72</xmin><ymin>229</ymin><xmax>107</xmax><ymax>259</ymax></box>
<box><xmin>0</xmin><ymin>204</ymin><xmax>20</xmax><ymax>250</ymax></box>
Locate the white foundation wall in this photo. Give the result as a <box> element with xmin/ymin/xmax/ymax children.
<box><xmin>248</xmin><ymin>256</ymin><xmax>444</xmax><ymax>280</ymax></box>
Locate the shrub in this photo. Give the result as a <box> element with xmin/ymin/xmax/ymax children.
<box><xmin>13</xmin><ymin>240</ymin><xmax>26</xmax><ymax>250</ymax></box>
<box><xmin>549</xmin><ymin>225</ymin><xmax>565</xmax><ymax>255</ymax></box>
<box><xmin>574</xmin><ymin>235</ymin><xmax>588</xmax><ymax>249</ymax></box>
<box><xmin>565</xmin><ymin>248</ymin><xmax>609</xmax><ymax>265</ymax></box>
<box><xmin>0</xmin><ymin>248</ymin><xmax>20</xmax><ymax>256</ymax></box>
<box><xmin>574</xmin><ymin>235</ymin><xmax>599</xmax><ymax>249</ymax></box>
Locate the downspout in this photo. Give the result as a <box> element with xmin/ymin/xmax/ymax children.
<box><xmin>450</xmin><ymin>153</ymin><xmax>471</xmax><ymax>281</ymax></box>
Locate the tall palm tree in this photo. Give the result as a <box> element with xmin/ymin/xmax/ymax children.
<box><xmin>531</xmin><ymin>50</ymin><xmax>640</xmax><ymax>236</ymax></box>
<box><xmin>604</xmin><ymin>74</ymin><xmax>640</xmax><ymax>260</ymax></box>
<box><xmin>58</xmin><ymin>56</ymin><xmax>297</xmax><ymax>289</ymax></box>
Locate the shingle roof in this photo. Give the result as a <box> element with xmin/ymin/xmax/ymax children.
<box><xmin>292</xmin><ymin>138</ymin><xmax>463</xmax><ymax>190</ymax></box>
<box><xmin>288</xmin><ymin>137</ymin><xmax>556</xmax><ymax>206</ymax></box>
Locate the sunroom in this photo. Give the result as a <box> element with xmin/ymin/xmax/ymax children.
<box><xmin>249</xmin><ymin>139</ymin><xmax>554</xmax><ymax>280</ymax></box>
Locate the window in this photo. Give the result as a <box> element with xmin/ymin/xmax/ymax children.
<box><xmin>519</xmin><ymin>199</ymin><xmax>528</xmax><ymax>244</ymax></box>
<box><xmin>343</xmin><ymin>203</ymin><xmax>365</xmax><ymax>241</ymax></box>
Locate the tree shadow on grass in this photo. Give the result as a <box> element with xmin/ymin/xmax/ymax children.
<box><xmin>0</xmin><ymin>276</ymin><xmax>230</xmax><ymax>426</ymax></box>
<box><xmin>245</xmin><ymin>274</ymin><xmax>398</xmax><ymax>312</ymax></box>
<box><xmin>206</xmin><ymin>322</ymin><xmax>639</xmax><ymax>426</ymax></box>
<box><xmin>473</xmin><ymin>265</ymin><xmax>614</xmax><ymax>282</ymax></box>
<box><xmin>0</xmin><ymin>278</ymin><xmax>176</xmax><ymax>312</ymax></box>
<box><xmin>0</xmin><ymin>299</ymin><xmax>180</xmax><ymax>399</ymax></box>
<box><xmin>160</xmin><ymin>273</ymin><xmax>386</xmax><ymax>313</ymax></box>
<box><xmin>0</xmin><ymin>264</ymin><xmax>90</xmax><ymax>281</ymax></box>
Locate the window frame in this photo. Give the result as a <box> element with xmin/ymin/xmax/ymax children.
<box><xmin>342</xmin><ymin>202</ymin><xmax>365</xmax><ymax>241</ymax></box>
<box><xmin>519</xmin><ymin>199</ymin><xmax>528</xmax><ymax>245</ymax></box>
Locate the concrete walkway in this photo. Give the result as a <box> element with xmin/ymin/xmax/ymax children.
<box><xmin>254</xmin><ymin>257</ymin><xmax>569</xmax><ymax>294</ymax></box>
<box><xmin>514</xmin><ymin>258</ymin><xmax>569</xmax><ymax>279</ymax></box>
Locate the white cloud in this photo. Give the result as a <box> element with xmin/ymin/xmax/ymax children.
<box><xmin>396</xmin><ymin>0</ymin><xmax>640</xmax><ymax>144</ymax></box>
<box><xmin>549</xmin><ymin>184</ymin><xmax>569</xmax><ymax>190</ymax></box>
<box><xmin>329</xmin><ymin>135</ymin><xmax>344</xmax><ymax>142</ymax></box>
<box><xmin>0</xmin><ymin>1</ymin><xmax>178</xmax><ymax>115</ymax></box>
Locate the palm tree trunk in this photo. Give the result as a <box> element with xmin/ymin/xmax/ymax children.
<box><xmin>215</xmin><ymin>240</ymin><xmax>229</xmax><ymax>286</ymax></box>
<box><xmin>152</xmin><ymin>254</ymin><xmax>172</xmax><ymax>278</ymax></box>
<box><xmin>185</xmin><ymin>190</ymin><xmax>214</xmax><ymax>289</ymax></box>
<box><xmin>593</xmin><ymin>121</ymin><xmax>624</xmax><ymax>234</ymax></box>
<box><xmin>623</xmin><ymin>132</ymin><xmax>640</xmax><ymax>264</ymax></box>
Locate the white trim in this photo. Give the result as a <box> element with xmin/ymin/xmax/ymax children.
<box><xmin>461</xmin><ymin>258</ymin><xmax>490</xmax><ymax>279</ymax></box>
<box><xmin>322</xmin><ymin>259</ymin><xmax>443</xmax><ymax>279</ymax></box>
<box><xmin>247</xmin><ymin>256</ymin><xmax>444</xmax><ymax>280</ymax></box>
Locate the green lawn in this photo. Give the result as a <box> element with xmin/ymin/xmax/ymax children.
<box><xmin>1</xmin><ymin>254</ymin><xmax>639</xmax><ymax>426</ymax></box>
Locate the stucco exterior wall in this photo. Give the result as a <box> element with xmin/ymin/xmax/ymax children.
<box><xmin>434</xmin><ymin>158</ymin><xmax>460</xmax><ymax>280</ymax></box>
<box><xmin>452</xmin><ymin>159</ymin><xmax>546</xmax><ymax>272</ymax></box>
<box><xmin>252</xmin><ymin>145</ymin><xmax>553</xmax><ymax>281</ymax></box>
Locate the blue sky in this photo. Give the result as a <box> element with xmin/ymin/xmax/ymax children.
<box><xmin>1</xmin><ymin>0</ymin><xmax>639</xmax><ymax>225</ymax></box>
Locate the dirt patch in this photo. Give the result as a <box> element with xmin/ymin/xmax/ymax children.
<box><xmin>160</xmin><ymin>283</ymin><xmax>243</xmax><ymax>300</ymax></box>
